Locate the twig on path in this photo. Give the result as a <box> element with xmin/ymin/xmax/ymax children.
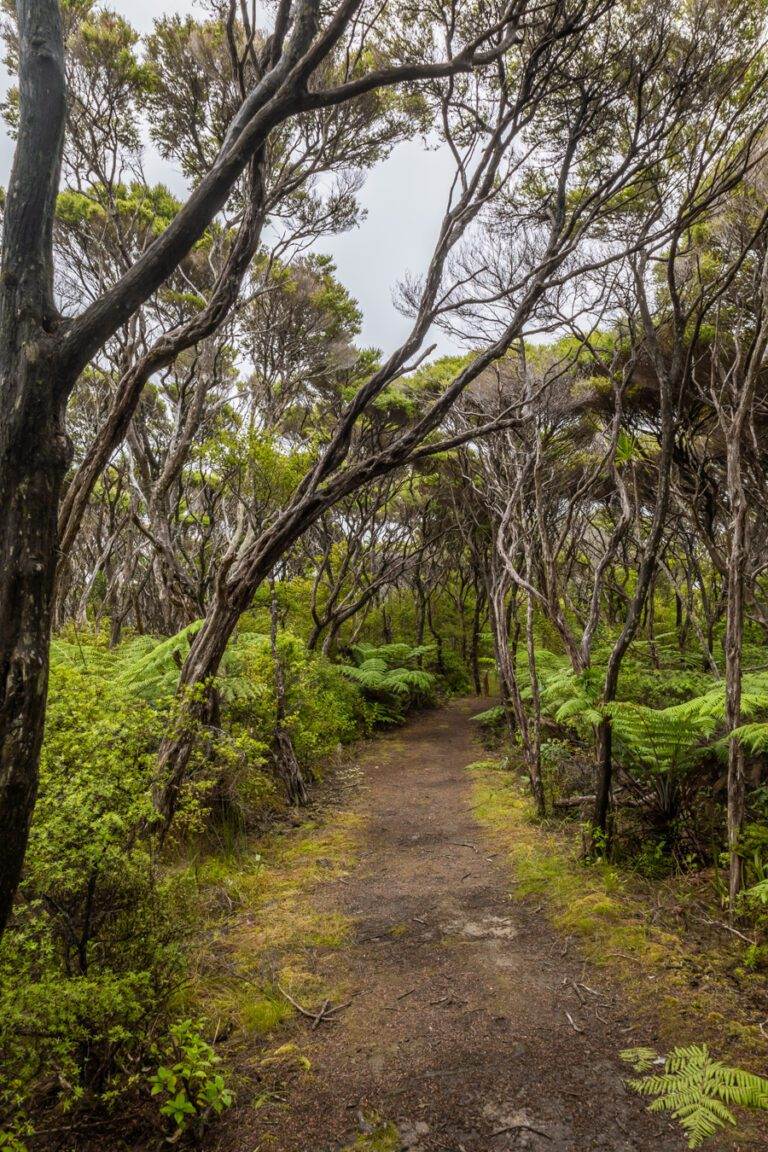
<box><xmin>695</xmin><ymin>912</ymin><xmax>755</xmax><ymax>945</ymax></box>
<box><xmin>568</xmin><ymin>979</ymin><xmax>585</xmax><ymax>1005</ymax></box>
<box><xmin>564</xmin><ymin>1010</ymin><xmax>584</xmax><ymax>1034</ymax></box>
<box><xmin>277</xmin><ymin>984</ymin><xmax>353</xmax><ymax>1028</ymax></box>
<box><xmin>450</xmin><ymin>841</ymin><xmax>481</xmax><ymax>854</ymax></box>
<box><xmin>461</xmin><ymin>871</ymin><xmax>472</xmax><ymax>881</ymax></box>
<box><xmin>491</xmin><ymin>1122</ymin><xmax>553</xmax><ymax>1141</ymax></box>
<box><xmin>396</xmin><ymin>986</ymin><xmax>419</xmax><ymax>1001</ymax></box>
<box><xmin>312</xmin><ymin>998</ymin><xmax>330</xmax><ymax>1030</ymax></box>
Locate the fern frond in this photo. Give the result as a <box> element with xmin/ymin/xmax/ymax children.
<box><xmin>620</xmin><ymin>1047</ymin><xmax>661</xmax><ymax>1074</ymax></box>
<box><xmin>625</xmin><ymin>1043</ymin><xmax>768</xmax><ymax>1147</ymax></box>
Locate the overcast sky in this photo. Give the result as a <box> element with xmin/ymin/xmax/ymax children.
<box><xmin>0</xmin><ymin>0</ymin><xmax>463</xmax><ymax>357</ymax></box>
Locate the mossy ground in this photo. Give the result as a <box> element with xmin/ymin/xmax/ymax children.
<box><xmin>187</xmin><ymin>807</ymin><xmax>363</xmax><ymax>1044</ymax></box>
<box><xmin>340</xmin><ymin>1117</ymin><xmax>401</xmax><ymax>1151</ymax></box>
<box><xmin>467</xmin><ymin>759</ymin><xmax>766</xmax><ymax>1068</ymax></box>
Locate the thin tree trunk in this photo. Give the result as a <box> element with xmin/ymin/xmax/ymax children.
<box><xmin>725</xmin><ymin>447</ymin><xmax>748</xmax><ymax>908</ymax></box>
<box><xmin>270</xmin><ymin>578</ymin><xmax>307</xmax><ymax>806</ymax></box>
<box><xmin>525</xmin><ymin>581</ymin><xmax>545</xmax><ymax>816</ymax></box>
<box><xmin>470</xmin><ymin>589</ymin><xmax>485</xmax><ymax>695</ymax></box>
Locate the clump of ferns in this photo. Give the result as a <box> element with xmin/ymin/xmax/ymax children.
<box><xmin>621</xmin><ymin>1045</ymin><xmax>768</xmax><ymax>1148</ymax></box>
<box><xmin>340</xmin><ymin>643</ymin><xmax>437</xmax><ymax>723</ymax></box>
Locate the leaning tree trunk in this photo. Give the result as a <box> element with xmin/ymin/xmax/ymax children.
<box><xmin>155</xmin><ymin>593</ymin><xmax>244</xmax><ymax>830</ymax></box>
<box><xmin>592</xmin><ymin>347</ymin><xmax>676</xmax><ymax>842</ymax></box>
<box><xmin>0</xmin><ymin>350</ymin><xmax>72</xmax><ymax>936</ymax></box>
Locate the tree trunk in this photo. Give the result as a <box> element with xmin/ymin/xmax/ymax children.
<box><xmin>155</xmin><ymin>594</ymin><xmax>242</xmax><ymax>829</ymax></box>
<box><xmin>0</xmin><ymin>354</ymin><xmax>72</xmax><ymax>935</ymax></box>
<box><xmin>470</xmin><ymin>589</ymin><xmax>484</xmax><ymax>695</ymax></box>
<box><xmin>725</xmin><ymin>448</ymin><xmax>748</xmax><ymax>908</ymax></box>
<box><xmin>525</xmin><ymin>582</ymin><xmax>545</xmax><ymax>817</ymax></box>
<box><xmin>0</xmin><ymin>0</ymin><xmax>68</xmax><ymax>938</ymax></box>
<box><xmin>270</xmin><ymin>580</ymin><xmax>308</xmax><ymax>806</ymax></box>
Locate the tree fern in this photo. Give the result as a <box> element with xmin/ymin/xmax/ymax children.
<box><xmin>606</xmin><ymin>701</ymin><xmax>716</xmax><ymax>775</ymax></box>
<box><xmin>340</xmin><ymin>644</ymin><xmax>436</xmax><ymax>716</ymax></box>
<box><xmin>113</xmin><ymin>622</ymin><xmax>204</xmax><ymax>699</ymax></box>
<box><xmin>745</xmin><ymin>878</ymin><xmax>768</xmax><ymax>903</ymax></box>
<box><xmin>622</xmin><ymin>1045</ymin><xmax>768</xmax><ymax>1147</ymax></box>
<box><xmin>728</xmin><ymin>722</ymin><xmax>768</xmax><ymax>754</ymax></box>
<box><xmin>539</xmin><ymin>665</ymin><xmax>603</xmax><ymax>732</ymax></box>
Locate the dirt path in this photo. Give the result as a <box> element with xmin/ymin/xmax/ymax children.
<box><xmin>221</xmin><ymin>699</ymin><xmax>685</xmax><ymax>1152</ymax></box>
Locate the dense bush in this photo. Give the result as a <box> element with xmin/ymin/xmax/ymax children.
<box><xmin>0</xmin><ymin>662</ymin><xmax>189</xmax><ymax>1140</ymax></box>
<box><xmin>0</xmin><ymin>627</ymin><xmax>381</xmax><ymax>1145</ymax></box>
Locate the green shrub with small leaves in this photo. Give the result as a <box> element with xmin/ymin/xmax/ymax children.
<box><xmin>0</xmin><ymin>627</ymin><xmax>369</xmax><ymax>1141</ymax></box>
<box><xmin>0</xmin><ymin>663</ymin><xmax>189</xmax><ymax>1136</ymax></box>
<box><xmin>150</xmin><ymin>1019</ymin><xmax>233</xmax><ymax>1138</ymax></box>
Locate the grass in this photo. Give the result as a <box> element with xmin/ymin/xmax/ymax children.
<box><xmin>466</xmin><ymin>759</ymin><xmax>766</xmax><ymax>1066</ymax></box>
<box><xmin>188</xmin><ymin>807</ymin><xmax>363</xmax><ymax>1043</ymax></box>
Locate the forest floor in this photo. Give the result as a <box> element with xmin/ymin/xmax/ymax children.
<box><xmin>210</xmin><ymin>699</ymin><xmax>766</xmax><ymax>1152</ymax></box>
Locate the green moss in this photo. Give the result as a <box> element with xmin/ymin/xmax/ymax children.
<box><xmin>466</xmin><ymin>759</ymin><xmax>765</xmax><ymax>1065</ymax></box>
<box><xmin>341</xmin><ymin>1117</ymin><xmax>400</xmax><ymax>1151</ymax></box>
<box><xmin>194</xmin><ymin>806</ymin><xmax>362</xmax><ymax>1042</ymax></box>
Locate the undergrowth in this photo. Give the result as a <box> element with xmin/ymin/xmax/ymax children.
<box><xmin>193</xmin><ymin>806</ymin><xmax>363</xmax><ymax>1046</ymax></box>
<box><xmin>621</xmin><ymin>1045</ymin><xmax>768</xmax><ymax>1148</ymax></box>
<box><xmin>466</xmin><ymin>760</ymin><xmax>766</xmax><ymax>1064</ymax></box>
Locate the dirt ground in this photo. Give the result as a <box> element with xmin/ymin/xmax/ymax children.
<box><xmin>214</xmin><ymin>699</ymin><xmax>733</xmax><ymax>1152</ymax></box>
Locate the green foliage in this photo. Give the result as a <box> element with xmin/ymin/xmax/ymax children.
<box><xmin>340</xmin><ymin>643</ymin><xmax>436</xmax><ymax>723</ymax></box>
<box><xmin>622</xmin><ymin>1045</ymin><xmax>768</xmax><ymax>1147</ymax></box>
<box><xmin>150</xmin><ymin>1019</ymin><xmax>233</xmax><ymax>1138</ymax></box>
<box><xmin>0</xmin><ymin>661</ymin><xmax>188</xmax><ymax>1134</ymax></box>
<box><xmin>607</xmin><ymin>701</ymin><xmax>717</xmax><ymax>775</ymax></box>
<box><xmin>471</xmin><ymin>704</ymin><xmax>507</xmax><ymax>730</ymax></box>
<box><xmin>226</xmin><ymin>630</ymin><xmax>365</xmax><ymax>769</ymax></box>
<box><xmin>0</xmin><ymin>626</ymin><xmax>368</xmax><ymax>1140</ymax></box>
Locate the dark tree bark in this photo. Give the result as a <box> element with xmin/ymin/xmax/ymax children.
<box><xmin>0</xmin><ymin>0</ymin><xmax>68</xmax><ymax>938</ymax></box>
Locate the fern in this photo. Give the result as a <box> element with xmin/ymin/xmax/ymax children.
<box><xmin>607</xmin><ymin>701</ymin><xmax>716</xmax><ymax>775</ymax></box>
<box><xmin>539</xmin><ymin>665</ymin><xmax>603</xmax><ymax>732</ymax></box>
<box><xmin>745</xmin><ymin>878</ymin><xmax>768</xmax><ymax>904</ymax></box>
<box><xmin>113</xmin><ymin>622</ymin><xmax>204</xmax><ymax>699</ymax></box>
<box><xmin>622</xmin><ymin>1044</ymin><xmax>768</xmax><ymax>1147</ymax></box>
<box><xmin>470</xmin><ymin>705</ymin><xmax>507</xmax><ymax>730</ymax></box>
<box><xmin>728</xmin><ymin>722</ymin><xmax>768</xmax><ymax>754</ymax></box>
<box><xmin>340</xmin><ymin>644</ymin><xmax>436</xmax><ymax>713</ymax></box>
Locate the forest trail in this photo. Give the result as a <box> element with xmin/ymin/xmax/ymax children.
<box><xmin>219</xmin><ymin>699</ymin><xmax>684</xmax><ymax>1152</ymax></box>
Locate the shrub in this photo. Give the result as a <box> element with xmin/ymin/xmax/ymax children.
<box><xmin>0</xmin><ymin>665</ymin><xmax>189</xmax><ymax>1136</ymax></box>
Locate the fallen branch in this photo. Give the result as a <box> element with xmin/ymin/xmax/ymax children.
<box><xmin>695</xmin><ymin>913</ymin><xmax>756</xmax><ymax>946</ymax></box>
<box><xmin>564</xmin><ymin>1010</ymin><xmax>584</xmax><ymax>1033</ymax></box>
<box><xmin>277</xmin><ymin>984</ymin><xmax>353</xmax><ymax>1027</ymax></box>
<box><xmin>492</xmin><ymin>1122</ymin><xmax>553</xmax><ymax>1141</ymax></box>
